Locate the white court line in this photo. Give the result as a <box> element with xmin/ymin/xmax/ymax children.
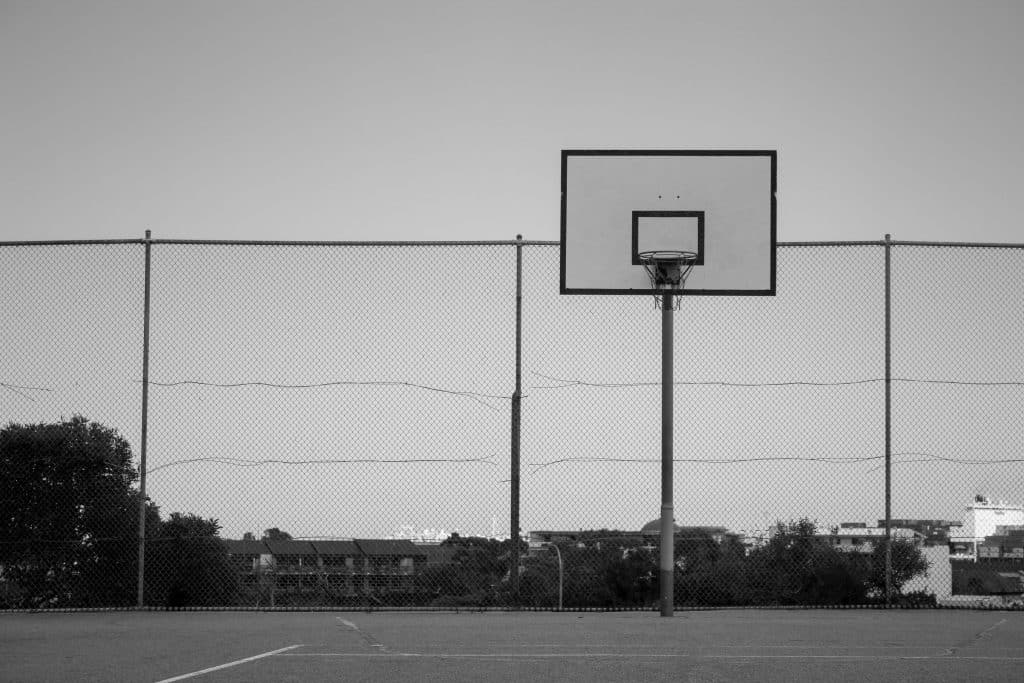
<box><xmin>337</xmin><ymin>616</ymin><xmax>387</xmax><ymax>651</ymax></box>
<box><xmin>278</xmin><ymin>652</ymin><xmax>1024</xmax><ymax>662</ymax></box>
<box><xmin>152</xmin><ymin>645</ymin><xmax>304</xmax><ymax>682</ymax></box>
<box><xmin>978</xmin><ymin>618</ymin><xmax>1007</xmax><ymax>639</ymax></box>
<box><xmin>485</xmin><ymin>643</ymin><xmax>959</xmax><ymax>651</ymax></box>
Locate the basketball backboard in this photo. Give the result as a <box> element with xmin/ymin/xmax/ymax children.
<box><xmin>560</xmin><ymin>150</ymin><xmax>776</xmax><ymax>296</ymax></box>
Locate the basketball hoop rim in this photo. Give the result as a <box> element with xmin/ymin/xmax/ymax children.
<box><xmin>636</xmin><ymin>250</ymin><xmax>699</xmax><ymax>266</ymax></box>
<box><xmin>638</xmin><ymin>250</ymin><xmax>699</xmax><ymax>306</ymax></box>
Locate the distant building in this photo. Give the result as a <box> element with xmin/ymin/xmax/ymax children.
<box><xmin>876</xmin><ymin>519</ymin><xmax>961</xmax><ymax>547</ymax></box>
<box><xmin>977</xmin><ymin>528</ymin><xmax>1024</xmax><ymax>561</ymax></box>
<box><xmin>528</xmin><ymin>521</ymin><xmax>741</xmax><ymax>554</ymax></box>
<box><xmin>944</xmin><ymin>495</ymin><xmax>1024</xmax><ymax>599</ymax></box>
<box><xmin>223</xmin><ymin>538</ymin><xmax>425</xmax><ymax>605</ymax></box>
<box><xmin>948</xmin><ymin>495</ymin><xmax>1024</xmax><ymax>561</ymax></box>
<box><xmin>639</xmin><ymin>520</ymin><xmax>740</xmax><ymax>545</ymax></box>
<box><xmin>821</xmin><ymin>524</ymin><xmax>923</xmax><ymax>553</ymax></box>
<box><xmin>528</xmin><ymin>529</ymin><xmax>635</xmax><ymax>551</ymax></box>
<box><xmin>386</xmin><ymin>525</ymin><xmax>457</xmax><ymax>543</ymax></box>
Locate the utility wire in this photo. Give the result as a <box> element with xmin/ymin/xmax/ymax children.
<box><xmin>531</xmin><ymin>371</ymin><xmax>1024</xmax><ymax>389</ymax></box>
<box><xmin>145</xmin><ymin>378</ymin><xmax>510</xmax><ymax>412</ymax></box>
<box><xmin>527</xmin><ymin>454</ymin><xmax>884</xmax><ymax>475</ymax></box>
<box><xmin>147</xmin><ymin>379</ymin><xmax>511</xmax><ymax>398</ymax></box>
<box><xmin>532</xmin><ymin>372</ymin><xmax>880</xmax><ymax>389</ymax></box>
<box><xmin>529</xmin><ymin>451</ymin><xmax>1024</xmax><ymax>476</ymax></box>
<box><xmin>148</xmin><ymin>454</ymin><xmax>498</xmax><ymax>474</ymax></box>
<box><xmin>865</xmin><ymin>451</ymin><xmax>1024</xmax><ymax>473</ymax></box>
<box><xmin>0</xmin><ymin>382</ymin><xmax>53</xmax><ymax>402</ymax></box>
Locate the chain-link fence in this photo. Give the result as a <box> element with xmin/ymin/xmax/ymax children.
<box><xmin>1</xmin><ymin>239</ymin><xmax>1021</xmax><ymax>610</ymax></box>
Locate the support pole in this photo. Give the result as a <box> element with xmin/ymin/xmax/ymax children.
<box><xmin>510</xmin><ymin>235</ymin><xmax>523</xmax><ymax>603</ymax></box>
<box><xmin>137</xmin><ymin>230</ymin><xmax>152</xmax><ymax>607</ymax></box>
<box><xmin>884</xmin><ymin>234</ymin><xmax>893</xmax><ymax>606</ymax></box>
<box><xmin>660</xmin><ymin>293</ymin><xmax>674</xmax><ymax>617</ymax></box>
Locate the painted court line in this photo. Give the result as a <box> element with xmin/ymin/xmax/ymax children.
<box><xmin>152</xmin><ymin>645</ymin><xmax>304</xmax><ymax>682</ymax></box>
<box><xmin>498</xmin><ymin>643</ymin><xmax>949</xmax><ymax>651</ymax></box>
<box><xmin>942</xmin><ymin>617</ymin><xmax>1009</xmax><ymax>656</ymax></box>
<box><xmin>978</xmin><ymin>618</ymin><xmax>1007</xmax><ymax>639</ymax></box>
<box><xmin>337</xmin><ymin>616</ymin><xmax>387</xmax><ymax>652</ymax></box>
<box><xmin>278</xmin><ymin>652</ymin><xmax>1024</xmax><ymax>662</ymax></box>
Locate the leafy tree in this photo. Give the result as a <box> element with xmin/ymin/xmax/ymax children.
<box><xmin>440</xmin><ymin>535</ymin><xmax>506</xmax><ymax>593</ymax></box>
<box><xmin>262</xmin><ymin>527</ymin><xmax>292</xmax><ymax>541</ymax></box>
<box><xmin>516</xmin><ymin>552</ymin><xmax>561</xmax><ymax>607</ymax></box>
<box><xmin>559</xmin><ymin>543</ymin><xmax>617</xmax><ymax>607</ymax></box>
<box><xmin>146</xmin><ymin>512</ymin><xmax>238</xmax><ymax>607</ymax></box>
<box><xmin>604</xmin><ymin>541</ymin><xmax>657</xmax><ymax>606</ymax></box>
<box><xmin>415</xmin><ymin>562</ymin><xmax>470</xmax><ymax>599</ymax></box>
<box><xmin>744</xmin><ymin>518</ymin><xmax>869</xmax><ymax>605</ymax></box>
<box><xmin>868</xmin><ymin>537</ymin><xmax>930</xmax><ymax>597</ymax></box>
<box><xmin>416</xmin><ymin>535</ymin><xmax>531</xmax><ymax>606</ymax></box>
<box><xmin>677</xmin><ymin>552</ymin><xmax>748</xmax><ymax>606</ymax></box>
<box><xmin>0</xmin><ymin>417</ymin><xmax>145</xmax><ymax>607</ymax></box>
<box><xmin>675</xmin><ymin>529</ymin><xmax>722</xmax><ymax>572</ymax></box>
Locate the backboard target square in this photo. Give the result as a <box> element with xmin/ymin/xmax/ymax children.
<box><xmin>560</xmin><ymin>150</ymin><xmax>776</xmax><ymax>296</ymax></box>
<box><xmin>631</xmin><ymin>211</ymin><xmax>705</xmax><ymax>266</ymax></box>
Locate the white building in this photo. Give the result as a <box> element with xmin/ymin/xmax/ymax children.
<box><xmin>824</xmin><ymin>524</ymin><xmax>922</xmax><ymax>553</ymax></box>
<box><xmin>949</xmin><ymin>495</ymin><xmax>1024</xmax><ymax>561</ymax></box>
<box><xmin>386</xmin><ymin>525</ymin><xmax>456</xmax><ymax>544</ymax></box>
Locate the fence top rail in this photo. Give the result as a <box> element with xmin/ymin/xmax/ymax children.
<box><xmin>0</xmin><ymin>238</ymin><xmax>551</xmax><ymax>247</ymax></box>
<box><xmin>0</xmin><ymin>239</ymin><xmax>146</xmax><ymax>247</ymax></box>
<box><xmin>2</xmin><ymin>238</ymin><xmax>1023</xmax><ymax>249</ymax></box>
<box><xmin>781</xmin><ymin>240</ymin><xmax>1024</xmax><ymax>249</ymax></box>
<box><xmin>885</xmin><ymin>240</ymin><xmax>1024</xmax><ymax>249</ymax></box>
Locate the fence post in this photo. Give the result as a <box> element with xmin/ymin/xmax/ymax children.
<box><xmin>884</xmin><ymin>233</ymin><xmax>893</xmax><ymax>606</ymax></box>
<box><xmin>510</xmin><ymin>235</ymin><xmax>523</xmax><ymax>604</ymax></box>
<box><xmin>137</xmin><ymin>230</ymin><xmax>152</xmax><ymax>607</ymax></box>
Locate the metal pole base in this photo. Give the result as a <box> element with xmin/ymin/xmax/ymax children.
<box><xmin>660</xmin><ymin>570</ymin><xmax>674</xmax><ymax>617</ymax></box>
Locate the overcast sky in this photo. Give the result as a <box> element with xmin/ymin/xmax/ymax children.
<box><xmin>3</xmin><ymin>2</ymin><xmax>1023</xmax><ymax>543</ymax></box>
<box><xmin>3</xmin><ymin>0</ymin><xmax>1023</xmax><ymax>244</ymax></box>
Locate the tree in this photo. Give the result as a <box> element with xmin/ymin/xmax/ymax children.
<box><xmin>440</xmin><ymin>535</ymin><xmax>505</xmax><ymax>593</ymax></box>
<box><xmin>744</xmin><ymin>518</ymin><xmax>869</xmax><ymax>605</ymax></box>
<box><xmin>262</xmin><ymin>527</ymin><xmax>293</xmax><ymax>541</ymax></box>
<box><xmin>604</xmin><ymin>541</ymin><xmax>657</xmax><ymax>606</ymax></box>
<box><xmin>146</xmin><ymin>512</ymin><xmax>238</xmax><ymax>607</ymax></box>
<box><xmin>0</xmin><ymin>417</ymin><xmax>143</xmax><ymax>607</ymax></box>
<box><xmin>516</xmin><ymin>553</ymin><xmax>561</xmax><ymax>607</ymax></box>
<box><xmin>868</xmin><ymin>538</ymin><xmax>930</xmax><ymax>597</ymax></box>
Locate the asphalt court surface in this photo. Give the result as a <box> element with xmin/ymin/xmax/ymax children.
<box><xmin>3</xmin><ymin>609</ymin><xmax>1024</xmax><ymax>682</ymax></box>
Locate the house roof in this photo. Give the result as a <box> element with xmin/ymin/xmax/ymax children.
<box><xmin>355</xmin><ymin>539</ymin><xmax>425</xmax><ymax>557</ymax></box>
<box><xmin>311</xmin><ymin>540</ymin><xmax>361</xmax><ymax>556</ymax></box>
<box><xmin>223</xmin><ymin>539</ymin><xmax>269</xmax><ymax>555</ymax></box>
<box><xmin>264</xmin><ymin>540</ymin><xmax>317</xmax><ymax>555</ymax></box>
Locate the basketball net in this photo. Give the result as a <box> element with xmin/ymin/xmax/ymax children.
<box><xmin>638</xmin><ymin>250</ymin><xmax>698</xmax><ymax>310</ymax></box>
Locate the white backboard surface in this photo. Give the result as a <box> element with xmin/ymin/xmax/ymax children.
<box><xmin>561</xmin><ymin>150</ymin><xmax>776</xmax><ymax>295</ymax></box>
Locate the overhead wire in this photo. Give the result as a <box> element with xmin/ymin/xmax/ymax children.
<box><xmin>0</xmin><ymin>382</ymin><xmax>53</xmax><ymax>402</ymax></box>
<box><xmin>531</xmin><ymin>371</ymin><xmax>1024</xmax><ymax>389</ymax></box>
<box><xmin>147</xmin><ymin>454</ymin><xmax>499</xmax><ymax>474</ymax></box>
<box><xmin>144</xmin><ymin>378</ymin><xmax>510</xmax><ymax>412</ymax></box>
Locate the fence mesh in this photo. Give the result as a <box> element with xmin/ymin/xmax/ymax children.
<box><xmin>1</xmin><ymin>240</ymin><xmax>1021</xmax><ymax>609</ymax></box>
<box><xmin>0</xmin><ymin>244</ymin><xmax>144</xmax><ymax>608</ymax></box>
<box><xmin>890</xmin><ymin>245</ymin><xmax>1024</xmax><ymax>603</ymax></box>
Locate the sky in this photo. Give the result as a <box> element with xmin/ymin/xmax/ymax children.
<box><xmin>3</xmin><ymin>0</ymin><xmax>1024</xmax><ymax>245</ymax></box>
<box><xmin>2</xmin><ymin>2</ymin><xmax>1023</xmax><ymax>543</ymax></box>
